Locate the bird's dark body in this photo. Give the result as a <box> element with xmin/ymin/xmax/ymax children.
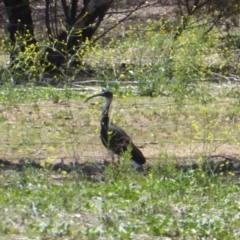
<box><xmin>84</xmin><ymin>91</ymin><xmax>146</xmax><ymax>165</ymax></box>
<box><xmin>101</xmin><ymin>123</ymin><xmax>146</xmax><ymax>165</ymax></box>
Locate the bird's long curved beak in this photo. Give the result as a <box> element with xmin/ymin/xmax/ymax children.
<box><xmin>84</xmin><ymin>93</ymin><xmax>104</xmax><ymax>103</ymax></box>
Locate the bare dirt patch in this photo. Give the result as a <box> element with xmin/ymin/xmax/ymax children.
<box><xmin>0</xmin><ymin>93</ymin><xmax>240</xmax><ymax>169</ymax></box>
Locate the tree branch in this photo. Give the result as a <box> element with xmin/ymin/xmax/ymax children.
<box><xmin>93</xmin><ymin>0</ymin><xmax>146</xmax><ymax>44</ymax></box>
<box><xmin>70</xmin><ymin>0</ymin><xmax>78</xmax><ymax>24</ymax></box>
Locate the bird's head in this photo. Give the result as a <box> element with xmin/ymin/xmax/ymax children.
<box><xmin>84</xmin><ymin>91</ymin><xmax>113</xmax><ymax>103</ymax></box>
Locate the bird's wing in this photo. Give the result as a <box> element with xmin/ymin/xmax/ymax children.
<box><xmin>109</xmin><ymin>124</ymin><xmax>131</xmax><ymax>154</ymax></box>
<box><xmin>109</xmin><ymin>124</ymin><xmax>146</xmax><ymax>165</ymax></box>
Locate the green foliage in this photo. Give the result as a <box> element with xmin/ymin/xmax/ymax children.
<box><xmin>0</xmin><ymin>28</ymin><xmax>93</xmax><ymax>83</ymax></box>
<box><xmin>0</xmin><ymin>165</ymin><xmax>240</xmax><ymax>239</ymax></box>
<box><xmin>0</xmin><ymin>14</ymin><xmax>238</xmax><ymax>101</ymax></box>
<box><xmin>83</xmin><ymin>18</ymin><xmax>236</xmax><ymax>100</ymax></box>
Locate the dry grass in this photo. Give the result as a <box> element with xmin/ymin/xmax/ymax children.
<box><xmin>0</xmin><ymin>87</ymin><xmax>240</xmax><ymax>166</ymax></box>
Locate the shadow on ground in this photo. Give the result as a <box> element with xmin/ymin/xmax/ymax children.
<box><xmin>0</xmin><ymin>155</ymin><xmax>240</xmax><ymax>180</ymax></box>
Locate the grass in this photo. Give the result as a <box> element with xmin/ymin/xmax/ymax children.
<box><xmin>0</xmin><ymin>163</ymin><xmax>240</xmax><ymax>239</ymax></box>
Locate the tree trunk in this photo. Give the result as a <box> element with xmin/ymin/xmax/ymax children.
<box><xmin>2</xmin><ymin>0</ymin><xmax>36</xmax><ymax>80</ymax></box>
<box><xmin>2</xmin><ymin>0</ymin><xmax>35</xmax><ymax>44</ymax></box>
<box><xmin>46</xmin><ymin>0</ymin><xmax>114</xmax><ymax>69</ymax></box>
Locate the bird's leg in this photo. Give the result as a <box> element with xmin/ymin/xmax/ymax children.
<box><xmin>131</xmin><ymin>160</ymin><xmax>143</xmax><ymax>172</ymax></box>
<box><xmin>108</xmin><ymin>150</ymin><xmax>114</xmax><ymax>161</ymax></box>
<box><xmin>108</xmin><ymin>150</ymin><xmax>120</xmax><ymax>170</ymax></box>
<box><xmin>117</xmin><ymin>155</ymin><xmax>120</xmax><ymax>164</ymax></box>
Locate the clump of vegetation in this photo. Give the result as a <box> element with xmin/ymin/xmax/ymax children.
<box><xmin>82</xmin><ymin>16</ymin><xmax>238</xmax><ymax>99</ymax></box>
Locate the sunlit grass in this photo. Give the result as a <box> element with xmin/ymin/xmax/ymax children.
<box><xmin>0</xmin><ymin>164</ymin><xmax>240</xmax><ymax>239</ymax></box>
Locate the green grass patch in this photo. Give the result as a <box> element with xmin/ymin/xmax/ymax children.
<box><xmin>0</xmin><ymin>165</ymin><xmax>240</xmax><ymax>239</ymax></box>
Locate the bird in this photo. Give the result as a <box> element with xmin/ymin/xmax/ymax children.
<box><xmin>84</xmin><ymin>91</ymin><xmax>146</xmax><ymax>171</ymax></box>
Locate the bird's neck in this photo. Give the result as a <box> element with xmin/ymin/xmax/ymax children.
<box><xmin>100</xmin><ymin>115</ymin><xmax>109</xmax><ymax>147</ymax></box>
<box><xmin>101</xmin><ymin>111</ymin><xmax>109</xmax><ymax>126</ymax></box>
<box><xmin>100</xmin><ymin>97</ymin><xmax>112</xmax><ymax>141</ymax></box>
<box><xmin>102</xmin><ymin>108</ymin><xmax>108</xmax><ymax>116</ymax></box>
